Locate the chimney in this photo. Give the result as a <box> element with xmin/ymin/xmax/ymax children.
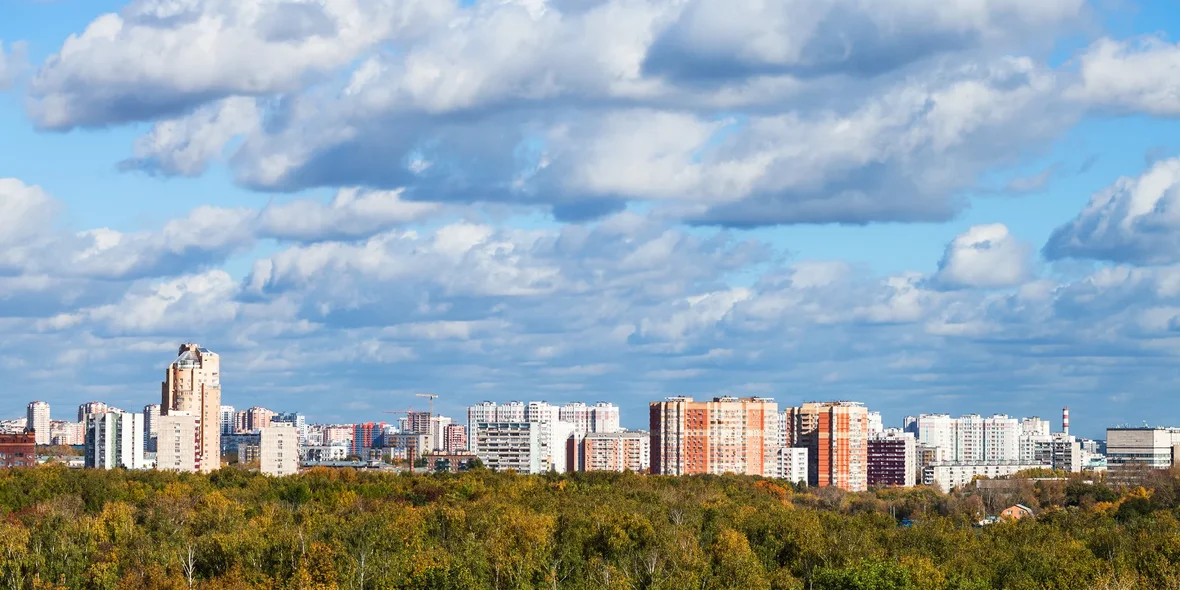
<box><xmin>1062</xmin><ymin>407</ymin><xmax>1069</xmax><ymax>436</ymax></box>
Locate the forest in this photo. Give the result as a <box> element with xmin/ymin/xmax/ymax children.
<box><xmin>2</xmin><ymin>466</ymin><xmax>1180</xmax><ymax>589</ymax></box>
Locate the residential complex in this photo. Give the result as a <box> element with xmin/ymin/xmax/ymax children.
<box><xmin>0</xmin><ymin>433</ymin><xmax>36</xmax><ymax>468</ymax></box>
<box><xmin>161</xmin><ymin>344</ymin><xmax>221</xmax><ymax>473</ymax></box>
<box><xmin>156</xmin><ymin>412</ymin><xmax>199</xmax><ymax>473</ymax></box>
<box><xmin>777</xmin><ymin>447</ymin><xmax>808</xmax><ymax>485</ymax></box>
<box><xmin>784</xmin><ymin>401</ymin><xmax>869</xmax><ymax>491</ymax></box>
<box><xmin>650</xmin><ymin>396</ymin><xmax>779</xmax><ymax>477</ymax></box>
<box><xmin>867</xmin><ymin>429</ymin><xmax>917</xmax><ymax>487</ymax></box>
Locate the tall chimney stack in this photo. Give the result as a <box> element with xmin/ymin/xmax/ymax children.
<box><xmin>1062</xmin><ymin>407</ymin><xmax>1070</xmax><ymax>436</ymax></box>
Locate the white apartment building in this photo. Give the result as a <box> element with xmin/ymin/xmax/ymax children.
<box><xmin>259</xmin><ymin>425</ymin><xmax>298</xmax><ymax>477</ymax></box>
<box><xmin>867</xmin><ymin>411</ymin><xmax>883</xmax><ymax>436</ymax></box>
<box><xmin>50</xmin><ymin>421</ymin><xmax>85</xmax><ymax>446</ymax></box>
<box><xmin>26</xmin><ymin>401</ymin><xmax>51</xmax><ymax>445</ymax></box>
<box><xmin>559</xmin><ymin>402</ymin><xmax>622</xmax><ymax>434</ymax></box>
<box><xmin>924</xmin><ymin>462</ymin><xmax>1046</xmax><ymax>493</ymax></box>
<box><xmin>85</xmin><ymin>411</ymin><xmax>146</xmax><ymax>470</ymax></box>
<box><xmin>1020</xmin><ymin>417</ymin><xmax>1050</xmax><ymax>437</ymax></box>
<box><xmin>427</xmin><ymin>416</ymin><xmax>452</xmax><ymax>451</ymax></box>
<box><xmin>157</xmin><ymin>412</ymin><xmax>199</xmax><ymax>473</ymax></box>
<box><xmin>220</xmin><ymin>405</ymin><xmax>236</xmax><ymax>435</ymax></box>
<box><xmin>302</xmin><ymin>443</ymin><xmax>348</xmax><ymax>462</ymax></box>
<box><xmin>777</xmin><ymin>447</ymin><xmax>808</xmax><ymax>485</ymax></box>
<box><xmin>907</xmin><ymin>413</ymin><xmax>1019</xmax><ymax>464</ymax></box>
<box><xmin>473</xmin><ymin>422</ymin><xmax>542</xmax><ymax>473</ymax></box>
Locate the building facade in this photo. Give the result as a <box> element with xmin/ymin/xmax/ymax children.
<box><xmin>650</xmin><ymin>396</ymin><xmax>779</xmax><ymax>477</ymax></box>
<box><xmin>443</xmin><ymin>423</ymin><xmax>468</xmax><ymax>453</ymax></box>
<box><xmin>219</xmin><ymin>405</ymin><xmax>236</xmax><ymax>435</ymax></box>
<box><xmin>77</xmin><ymin>401</ymin><xmax>110</xmax><ymax>425</ymax></box>
<box><xmin>143</xmin><ymin>404</ymin><xmax>161</xmax><ymax>451</ymax></box>
<box><xmin>923</xmin><ymin>462</ymin><xmax>1045</xmax><ymax>493</ymax></box>
<box><xmin>26</xmin><ymin>401</ymin><xmax>50</xmax><ymax>445</ymax></box>
<box><xmin>85</xmin><ymin>411</ymin><xmax>146</xmax><ymax>470</ymax></box>
<box><xmin>1106</xmin><ymin>428</ymin><xmax>1180</xmax><ymax>475</ymax></box>
<box><xmin>156</xmin><ymin>412</ymin><xmax>199</xmax><ymax>473</ymax></box>
<box><xmin>905</xmin><ymin>413</ymin><xmax>1019</xmax><ymax>464</ymax></box>
<box><xmin>50</xmin><ymin>421</ymin><xmax>85</xmax><ymax>446</ymax></box>
<box><xmin>784</xmin><ymin>401</ymin><xmax>869</xmax><ymax>491</ymax></box>
<box><xmin>161</xmin><ymin>344</ymin><xmax>221</xmax><ymax>473</ymax></box>
<box><xmin>579</xmin><ymin>431</ymin><xmax>650</xmax><ymax>472</ymax></box>
<box><xmin>867</xmin><ymin>429</ymin><xmax>917</xmax><ymax>487</ymax></box>
<box><xmin>473</xmin><ymin>422</ymin><xmax>542</xmax><ymax>473</ymax></box>
<box><xmin>777</xmin><ymin>447</ymin><xmax>808</xmax><ymax>485</ymax></box>
<box><xmin>351</xmin><ymin>422</ymin><xmax>383</xmax><ymax>457</ymax></box>
<box><xmin>259</xmin><ymin>425</ymin><xmax>298</xmax><ymax>477</ymax></box>
<box><xmin>0</xmin><ymin>433</ymin><xmax>36</xmax><ymax>468</ymax></box>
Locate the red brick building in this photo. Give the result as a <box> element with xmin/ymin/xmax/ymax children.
<box><xmin>0</xmin><ymin>432</ymin><xmax>36</xmax><ymax>468</ymax></box>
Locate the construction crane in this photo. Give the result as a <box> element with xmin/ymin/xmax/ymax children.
<box><xmin>415</xmin><ymin>393</ymin><xmax>439</xmax><ymax>421</ymax></box>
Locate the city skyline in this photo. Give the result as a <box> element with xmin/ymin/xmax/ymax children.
<box><xmin>6</xmin><ymin>1</ymin><xmax>1180</xmax><ymax>441</ymax></box>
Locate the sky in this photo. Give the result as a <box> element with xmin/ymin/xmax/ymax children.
<box><xmin>4</xmin><ymin>0</ymin><xmax>1180</xmax><ymax>438</ymax></box>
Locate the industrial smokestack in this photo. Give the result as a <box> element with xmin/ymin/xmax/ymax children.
<box><xmin>1062</xmin><ymin>407</ymin><xmax>1070</xmax><ymax>436</ymax></box>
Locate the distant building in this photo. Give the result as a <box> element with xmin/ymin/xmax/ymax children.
<box><xmin>1106</xmin><ymin>427</ymin><xmax>1180</xmax><ymax>474</ymax></box>
<box><xmin>904</xmin><ymin>413</ymin><xmax>1019</xmax><ymax>464</ymax></box>
<box><xmin>1000</xmin><ymin>504</ymin><xmax>1034</xmax><ymax>521</ymax></box>
<box><xmin>156</xmin><ymin>412</ymin><xmax>199</xmax><ymax>473</ymax></box>
<box><xmin>777</xmin><ymin>447</ymin><xmax>808</xmax><ymax>485</ymax></box>
<box><xmin>322</xmin><ymin>425</ymin><xmax>353</xmax><ymax>446</ymax></box>
<box><xmin>26</xmin><ymin>401</ymin><xmax>50</xmax><ymax>445</ymax></box>
<box><xmin>161</xmin><ymin>344</ymin><xmax>221</xmax><ymax>473</ymax></box>
<box><xmin>219</xmin><ymin>405</ymin><xmax>236</xmax><ymax>435</ymax></box>
<box><xmin>143</xmin><ymin>404</ymin><xmax>161</xmax><ymax>451</ymax></box>
<box><xmin>443</xmin><ymin>423</ymin><xmax>468</xmax><ymax>454</ymax></box>
<box><xmin>578</xmin><ymin>431</ymin><xmax>650</xmax><ymax>472</ymax></box>
<box><xmin>77</xmin><ymin>401</ymin><xmax>109</xmax><ymax>425</ymax></box>
<box><xmin>0</xmin><ymin>433</ymin><xmax>36</xmax><ymax>468</ymax></box>
<box><xmin>259</xmin><ymin>426</ymin><xmax>298</xmax><ymax>477</ymax></box>
<box><xmin>85</xmin><ymin>411</ymin><xmax>146</xmax><ymax>470</ymax></box>
<box><xmin>923</xmin><ymin>462</ymin><xmax>1045</xmax><ymax>493</ymax></box>
<box><xmin>784</xmin><ymin>401</ymin><xmax>868</xmax><ymax>491</ymax></box>
<box><xmin>868</xmin><ymin>429</ymin><xmax>916</xmax><ymax>487</ymax></box>
<box><xmin>559</xmin><ymin>402</ymin><xmax>621</xmax><ymax>434</ymax></box>
<box><xmin>351</xmin><ymin>422</ymin><xmax>386</xmax><ymax>457</ymax></box>
<box><xmin>473</xmin><ymin>422</ymin><xmax>542</xmax><ymax>474</ymax></box>
<box><xmin>50</xmin><ymin>421</ymin><xmax>85</xmax><ymax>446</ymax></box>
<box><xmin>650</xmin><ymin>396</ymin><xmax>779</xmax><ymax>476</ymax></box>
<box><xmin>245</xmin><ymin>407</ymin><xmax>275</xmax><ymax>432</ymax></box>
<box><xmin>302</xmin><ymin>444</ymin><xmax>348</xmax><ymax>462</ymax></box>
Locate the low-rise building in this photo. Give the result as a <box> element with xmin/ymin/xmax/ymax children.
<box><xmin>0</xmin><ymin>433</ymin><xmax>36</xmax><ymax>468</ymax></box>
<box><xmin>302</xmin><ymin>444</ymin><xmax>348</xmax><ymax>462</ymax></box>
<box><xmin>1106</xmin><ymin>427</ymin><xmax>1180</xmax><ymax>476</ymax></box>
<box><xmin>923</xmin><ymin>462</ymin><xmax>1045</xmax><ymax>493</ymax></box>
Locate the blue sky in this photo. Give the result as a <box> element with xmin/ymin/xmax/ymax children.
<box><xmin>5</xmin><ymin>0</ymin><xmax>1180</xmax><ymax>438</ymax></box>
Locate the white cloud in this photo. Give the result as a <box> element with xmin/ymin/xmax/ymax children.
<box><xmin>0</xmin><ymin>178</ymin><xmax>58</xmax><ymax>247</ymax></box>
<box><xmin>1045</xmin><ymin>158</ymin><xmax>1180</xmax><ymax>265</ymax></box>
<box><xmin>0</xmin><ymin>40</ymin><xmax>27</xmax><ymax>90</ymax></box>
<box><xmin>257</xmin><ymin>188</ymin><xmax>440</xmax><ymax>242</ymax></box>
<box><xmin>1069</xmin><ymin>36</ymin><xmax>1180</xmax><ymax>116</ymax></box>
<box><xmin>28</xmin><ymin>0</ymin><xmax>455</xmax><ymax>128</ymax></box>
<box><xmin>935</xmin><ymin>223</ymin><xmax>1033</xmax><ymax>289</ymax></box>
<box><xmin>123</xmin><ymin>97</ymin><xmax>260</xmax><ymax>176</ymax></box>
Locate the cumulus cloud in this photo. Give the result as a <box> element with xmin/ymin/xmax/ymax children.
<box><xmin>121</xmin><ymin>97</ymin><xmax>260</xmax><ymax>176</ymax></box>
<box><xmin>256</xmin><ymin>188</ymin><xmax>441</xmax><ymax>241</ymax></box>
<box><xmin>1045</xmin><ymin>158</ymin><xmax>1180</xmax><ymax>265</ymax></box>
<box><xmin>1069</xmin><ymin>36</ymin><xmax>1180</xmax><ymax>116</ymax></box>
<box><xmin>644</xmin><ymin>0</ymin><xmax>1083</xmax><ymax>80</ymax></box>
<box><xmin>28</xmin><ymin>0</ymin><xmax>454</xmax><ymax>128</ymax></box>
<box><xmin>0</xmin><ymin>40</ymin><xmax>27</xmax><ymax>90</ymax></box>
<box><xmin>935</xmin><ymin>224</ymin><xmax>1033</xmax><ymax>289</ymax></box>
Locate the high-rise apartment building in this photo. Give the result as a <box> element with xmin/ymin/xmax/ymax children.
<box><xmin>85</xmin><ymin>411</ymin><xmax>146</xmax><ymax>470</ymax></box>
<box><xmin>443</xmin><ymin>423</ymin><xmax>468</xmax><ymax>453</ymax></box>
<box><xmin>77</xmin><ymin>401</ymin><xmax>108</xmax><ymax>425</ymax></box>
<box><xmin>650</xmin><ymin>396</ymin><xmax>779</xmax><ymax>476</ymax></box>
<box><xmin>559</xmin><ymin>402</ymin><xmax>621</xmax><ymax>434</ymax></box>
<box><xmin>219</xmin><ymin>405</ymin><xmax>236</xmax><ymax>435</ymax></box>
<box><xmin>50</xmin><ymin>421</ymin><xmax>85</xmax><ymax>446</ymax></box>
<box><xmin>426</xmin><ymin>416</ymin><xmax>452</xmax><ymax>450</ymax></box>
<box><xmin>143</xmin><ymin>404</ymin><xmax>161</xmax><ymax>451</ymax></box>
<box><xmin>351</xmin><ymin>422</ymin><xmax>383</xmax><ymax>457</ymax></box>
<box><xmin>904</xmin><ymin>413</ymin><xmax>1019</xmax><ymax>464</ymax></box>
<box><xmin>473</xmin><ymin>422</ymin><xmax>542</xmax><ymax>473</ymax></box>
<box><xmin>26</xmin><ymin>401</ymin><xmax>50</xmax><ymax>445</ymax></box>
<box><xmin>578</xmin><ymin>431</ymin><xmax>650</xmax><ymax>472</ymax></box>
<box><xmin>245</xmin><ymin>407</ymin><xmax>275</xmax><ymax>432</ymax></box>
<box><xmin>777</xmin><ymin>447</ymin><xmax>808</xmax><ymax>485</ymax></box>
<box><xmin>157</xmin><ymin>412</ymin><xmax>199</xmax><ymax>473</ymax></box>
<box><xmin>784</xmin><ymin>401</ymin><xmax>869</xmax><ymax>491</ymax></box>
<box><xmin>867</xmin><ymin>429</ymin><xmax>916</xmax><ymax>487</ymax></box>
<box><xmin>161</xmin><ymin>344</ymin><xmax>221</xmax><ymax>473</ymax></box>
<box><xmin>259</xmin><ymin>425</ymin><xmax>298</xmax><ymax>477</ymax></box>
